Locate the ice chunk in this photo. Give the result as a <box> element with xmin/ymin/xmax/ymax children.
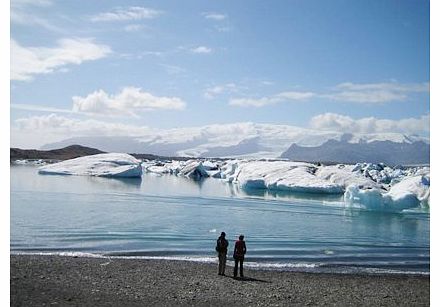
<box><xmin>178</xmin><ymin>160</ymin><xmax>209</xmax><ymax>180</ymax></box>
<box><xmin>388</xmin><ymin>175</ymin><xmax>430</xmax><ymax>207</ymax></box>
<box><xmin>316</xmin><ymin>164</ymin><xmax>381</xmax><ymax>190</ymax></box>
<box><xmin>38</xmin><ymin>153</ymin><xmax>142</xmax><ymax>178</ymax></box>
<box><xmin>344</xmin><ymin>174</ymin><xmax>430</xmax><ymax>211</ymax></box>
<box><xmin>235</xmin><ymin>161</ymin><xmax>345</xmax><ymax>194</ymax></box>
<box><xmin>201</xmin><ymin>160</ymin><xmax>218</xmax><ymax>170</ymax></box>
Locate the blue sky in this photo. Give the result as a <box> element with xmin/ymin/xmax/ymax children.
<box><xmin>10</xmin><ymin>0</ymin><xmax>430</xmax><ymax>148</ymax></box>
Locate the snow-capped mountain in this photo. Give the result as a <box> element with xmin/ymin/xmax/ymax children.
<box><xmin>41</xmin><ymin>123</ymin><xmax>429</xmax><ymax>163</ymax></box>
<box><xmin>280</xmin><ymin>138</ymin><xmax>430</xmax><ymax>165</ymax></box>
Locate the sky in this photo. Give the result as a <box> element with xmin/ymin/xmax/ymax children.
<box><xmin>9</xmin><ymin>0</ymin><xmax>430</xmax><ymax>149</ymax></box>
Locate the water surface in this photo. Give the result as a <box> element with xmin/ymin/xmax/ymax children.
<box><xmin>11</xmin><ymin>165</ymin><xmax>429</xmax><ymax>274</ymax></box>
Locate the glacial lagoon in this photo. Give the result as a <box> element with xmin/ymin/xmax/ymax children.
<box><xmin>11</xmin><ymin>165</ymin><xmax>429</xmax><ymax>274</ymax></box>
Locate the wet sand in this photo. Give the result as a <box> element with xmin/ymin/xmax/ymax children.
<box><xmin>11</xmin><ymin>255</ymin><xmax>429</xmax><ymax>306</ymax></box>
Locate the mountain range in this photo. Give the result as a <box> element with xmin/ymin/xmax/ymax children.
<box><xmin>38</xmin><ymin>123</ymin><xmax>429</xmax><ymax>165</ymax></box>
<box><xmin>280</xmin><ymin>139</ymin><xmax>429</xmax><ymax>165</ymax></box>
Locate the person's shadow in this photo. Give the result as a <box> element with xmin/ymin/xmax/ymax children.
<box><xmin>227</xmin><ymin>275</ymin><xmax>270</xmax><ymax>283</ymax></box>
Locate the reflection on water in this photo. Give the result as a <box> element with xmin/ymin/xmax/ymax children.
<box><xmin>10</xmin><ymin>165</ymin><xmax>429</xmax><ymax>274</ymax></box>
<box><xmin>240</xmin><ymin>185</ymin><xmax>344</xmax><ymax>203</ymax></box>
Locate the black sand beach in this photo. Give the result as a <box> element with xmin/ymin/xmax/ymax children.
<box><xmin>10</xmin><ymin>255</ymin><xmax>429</xmax><ymax>306</ymax></box>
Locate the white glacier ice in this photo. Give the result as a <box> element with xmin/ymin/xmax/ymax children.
<box><xmin>231</xmin><ymin>161</ymin><xmax>344</xmax><ymax>193</ymax></box>
<box><xmin>141</xmin><ymin>158</ymin><xmax>429</xmax><ymax>211</ymax></box>
<box><xmin>38</xmin><ymin>153</ymin><xmax>142</xmax><ymax>178</ymax></box>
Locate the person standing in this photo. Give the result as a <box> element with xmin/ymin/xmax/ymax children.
<box><xmin>233</xmin><ymin>234</ymin><xmax>247</xmax><ymax>278</ymax></box>
<box><xmin>216</xmin><ymin>232</ymin><xmax>229</xmax><ymax>276</ymax></box>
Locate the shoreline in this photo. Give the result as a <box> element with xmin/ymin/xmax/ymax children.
<box><xmin>11</xmin><ymin>254</ymin><xmax>429</xmax><ymax>306</ymax></box>
<box><xmin>10</xmin><ymin>251</ymin><xmax>430</xmax><ymax>276</ymax></box>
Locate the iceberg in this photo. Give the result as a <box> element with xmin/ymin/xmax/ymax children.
<box><xmin>228</xmin><ymin>161</ymin><xmax>385</xmax><ymax>194</ymax></box>
<box><xmin>140</xmin><ymin>157</ymin><xmax>430</xmax><ymax>211</ymax></box>
<box><xmin>177</xmin><ymin>160</ymin><xmax>209</xmax><ymax>180</ymax></box>
<box><xmin>344</xmin><ymin>175</ymin><xmax>430</xmax><ymax>211</ymax></box>
<box><xmin>38</xmin><ymin>153</ymin><xmax>142</xmax><ymax>178</ymax></box>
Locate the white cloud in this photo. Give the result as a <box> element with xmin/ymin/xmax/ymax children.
<box><xmin>12</xmin><ymin>113</ymin><xmax>152</xmax><ymax>147</ymax></box>
<box><xmin>72</xmin><ymin>87</ymin><xmax>186</xmax><ymax>116</ymax></box>
<box><xmin>91</xmin><ymin>7</ymin><xmax>161</xmax><ymax>22</ymax></box>
<box><xmin>325</xmin><ymin>82</ymin><xmax>429</xmax><ymax>103</ymax></box>
<box><xmin>229</xmin><ymin>97</ymin><xmax>281</xmax><ymax>107</ymax></box>
<box><xmin>190</xmin><ymin>46</ymin><xmax>212</xmax><ymax>54</ymax></box>
<box><xmin>204</xmin><ymin>83</ymin><xmax>238</xmax><ymax>99</ymax></box>
<box><xmin>336</xmin><ymin>82</ymin><xmax>429</xmax><ymax>92</ymax></box>
<box><xmin>14</xmin><ymin>114</ymin><xmax>149</xmax><ymax>136</ymax></box>
<box><xmin>229</xmin><ymin>91</ymin><xmax>314</xmax><ymax>107</ymax></box>
<box><xmin>309</xmin><ymin>113</ymin><xmax>429</xmax><ymax>135</ymax></box>
<box><xmin>11</xmin><ymin>38</ymin><xmax>112</xmax><ymax>81</ymax></box>
<box><xmin>11</xmin><ymin>114</ymin><xmax>429</xmax><ymax>150</ymax></box>
<box><xmin>202</xmin><ymin>13</ymin><xmax>227</xmax><ymax>21</ymax></box>
<box><xmin>276</xmin><ymin>91</ymin><xmax>316</xmax><ymax>100</ymax></box>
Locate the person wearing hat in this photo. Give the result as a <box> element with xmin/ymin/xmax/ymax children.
<box><xmin>216</xmin><ymin>232</ymin><xmax>229</xmax><ymax>275</ymax></box>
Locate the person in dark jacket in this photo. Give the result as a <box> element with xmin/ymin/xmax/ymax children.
<box><xmin>216</xmin><ymin>232</ymin><xmax>228</xmax><ymax>275</ymax></box>
<box><xmin>233</xmin><ymin>234</ymin><xmax>247</xmax><ymax>278</ymax></box>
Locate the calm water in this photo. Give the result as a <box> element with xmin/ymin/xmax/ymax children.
<box><xmin>10</xmin><ymin>165</ymin><xmax>430</xmax><ymax>274</ymax></box>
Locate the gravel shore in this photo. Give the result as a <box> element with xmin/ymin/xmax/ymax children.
<box><xmin>11</xmin><ymin>255</ymin><xmax>429</xmax><ymax>306</ymax></box>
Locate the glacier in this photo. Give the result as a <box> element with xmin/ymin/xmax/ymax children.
<box><xmin>38</xmin><ymin>153</ymin><xmax>142</xmax><ymax>178</ymax></box>
<box><xmin>143</xmin><ymin>159</ymin><xmax>429</xmax><ymax>211</ymax></box>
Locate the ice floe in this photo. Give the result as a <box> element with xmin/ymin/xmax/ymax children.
<box><xmin>142</xmin><ymin>158</ymin><xmax>429</xmax><ymax>210</ymax></box>
<box><xmin>38</xmin><ymin>153</ymin><xmax>142</xmax><ymax>178</ymax></box>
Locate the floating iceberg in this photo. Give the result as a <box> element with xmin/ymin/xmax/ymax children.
<box><xmin>141</xmin><ymin>157</ymin><xmax>429</xmax><ymax>211</ymax></box>
<box><xmin>344</xmin><ymin>175</ymin><xmax>430</xmax><ymax>211</ymax></box>
<box><xmin>178</xmin><ymin>160</ymin><xmax>209</xmax><ymax>180</ymax></box>
<box><xmin>38</xmin><ymin>153</ymin><xmax>142</xmax><ymax>178</ymax></box>
<box><xmin>232</xmin><ymin>161</ymin><xmax>344</xmax><ymax>194</ymax></box>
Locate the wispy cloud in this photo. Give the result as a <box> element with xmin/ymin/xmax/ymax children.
<box><xmin>229</xmin><ymin>82</ymin><xmax>429</xmax><ymax>107</ymax></box>
<box><xmin>202</xmin><ymin>12</ymin><xmax>228</xmax><ymax>21</ymax></box>
<box><xmin>11</xmin><ymin>38</ymin><xmax>112</xmax><ymax>81</ymax></box>
<box><xmin>190</xmin><ymin>46</ymin><xmax>212</xmax><ymax>54</ymax></box>
<box><xmin>229</xmin><ymin>91</ymin><xmax>314</xmax><ymax>107</ymax></box>
<box><xmin>11</xmin><ymin>0</ymin><xmax>62</xmax><ymax>32</ymax></box>
<box><xmin>204</xmin><ymin>83</ymin><xmax>238</xmax><ymax>99</ymax></box>
<box><xmin>72</xmin><ymin>87</ymin><xmax>186</xmax><ymax>116</ymax></box>
<box><xmin>202</xmin><ymin>11</ymin><xmax>232</xmax><ymax>32</ymax></box>
<box><xmin>11</xmin><ymin>11</ymin><xmax>61</xmax><ymax>32</ymax></box>
<box><xmin>325</xmin><ymin>82</ymin><xmax>429</xmax><ymax>103</ymax></box>
<box><xmin>90</xmin><ymin>6</ymin><xmax>161</xmax><ymax>22</ymax></box>
<box><xmin>159</xmin><ymin>64</ymin><xmax>186</xmax><ymax>75</ymax></box>
<box><xmin>11</xmin><ymin>103</ymin><xmax>74</xmax><ymax>114</ymax></box>
<box><xmin>309</xmin><ymin>113</ymin><xmax>430</xmax><ymax>135</ymax></box>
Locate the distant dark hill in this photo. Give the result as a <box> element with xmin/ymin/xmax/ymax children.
<box><xmin>10</xmin><ymin>145</ymin><xmax>105</xmax><ymax>161</ymax></box>
<box><xmin>41</xmin><ymin>136</ymin><xmax>207</xmax><ymax>157</ymax></box>
<box><xmin>11</xmin><ymin>145</ymin><xmax>198</xmax><ymax>162</ymax></box>
<box><xmin>280</xmin><ymin>139</ymin><xmax>430</xmax><ymax>165</ymax></box>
